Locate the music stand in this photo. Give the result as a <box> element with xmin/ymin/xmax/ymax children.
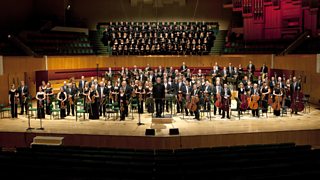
<box><xmin>36</xmin><ymin>104</ymin><xmax>44</xmax><ymax>130</ymax></box>
<box><xmin>26</xmin><ymin>112</ymin><xmax>34</xmax><ymax>131</ymax></box>
<box><xmin>137</xmin><ymin>99</ymin><xmax>144</xmax><ymax>126</ymax></box>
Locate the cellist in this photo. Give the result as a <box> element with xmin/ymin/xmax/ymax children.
<box><xmin>290</xmin><ymin>76</ymin><xmax>302</xmax><ymax>114</ymax></box>
<box><xmin>250</xmin><ymin>83</ymin><xmax>260</xmax><ymax>118</ymax></box>
<box><xmin>221</xmin><ymin>83</ymin><xmax>231</xmax><ymax>119</ymax></box>
<box><xmin>238</xmin><ymin>82</ymin><xmax>247</xmax><ymax>114</ymax></box>
<box><xmin>273</xmin><ymin>83</ymin><xmax>283</xmax><ymax>116</ymax></box>
<box><xmin>213</xmin><ymin>80</ymin><xmax>222</xmax><ymax>116</ymax></box>
<box><xmin>260</xmin><ymin>82</ymin><xmax>271</xmax><ymax>114</ymax></box>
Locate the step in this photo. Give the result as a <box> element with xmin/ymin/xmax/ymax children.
<box><xmin>31</xmin><ymin>136</ymin><xmax>64</xmax><ymax>146</ymax></box>
<box><xmin>152</xmin><ymin>118</ymin><xmax>173</xmax><ymax>124</ymax></box>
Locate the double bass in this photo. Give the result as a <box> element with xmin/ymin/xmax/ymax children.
<box><xmin>290</xmin><ymin>91</ymin><xmax>304</xmax><ymax>112</ymax></box>
<box><xmin>190</xmin><ymin>96</ymin><xmax>199</xmax><ymax>112</ymax></box>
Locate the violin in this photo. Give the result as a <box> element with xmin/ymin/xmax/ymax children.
<box><xmin>61</xmin><ymin>101</ymin><xmax>66</xmax><ymax>109</ymax></box>
<box><xmin>68</xmin><ymin>95</ymin><xmax>74</xmax><ymax>105</ymax></box>
<box><xmin>178</xmin><ymin>93</ymin><xmax>183</xmax><ymax>102</ymax></box>
<box><xmin>272</xmin><ymin>95</ymin><xmax>282</xmax><ymax>111</ymax></box>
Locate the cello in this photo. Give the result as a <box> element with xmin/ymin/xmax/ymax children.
<box><xmin>249</xmin><ymin>94</ymin><xmax>260</xmax><ymax>110</ymax></box>
<box><xmin>272</xmin><ymin>95</ymin><xmax>282</xmax><ymax>111</ymax></box>
<box><xmin>240</xmin><ymin>94</ymin><xmax>248</xmax><ymax>111</ymax></box>
<box><xmin>215</xmin><ymin>93</ymin><xmax>222</xmax><ymax>108</ymax></box>
<box><xmin>190</xmin><ymin>96</ymin><xmax>199</xmax><ymax>112</ymax></box>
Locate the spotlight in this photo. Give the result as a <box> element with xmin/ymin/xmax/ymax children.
<box><xmin>7</xmin><ymin>34</ymin><xmax>11</xmax><ymax>38</ymax></box>
<box><xmin>306</xmin><ymin>35</ymin><xmax>310</xmax><ymax>38</ymax></box>
<box><xmin>66</xmin><ymin>4</ymin><xmax>71</xmax><ymax>10</ymax></box>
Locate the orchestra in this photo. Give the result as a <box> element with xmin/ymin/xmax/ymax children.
<box><xmin>7</xmin><ymin>61</ymin><xmax>308</xmax><ymax>121</ymax></box>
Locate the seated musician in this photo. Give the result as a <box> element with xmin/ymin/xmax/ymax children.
<box><xmin>221</xmin><ymin>83</ymin><xmax>231</xmax><ymax>119</ymax></box>
<box><xmin>191</xmin><ymin>84</ymin><xmax>200</xmax><ymax>120</ymax></box>
<box><xmin>57</xmin><ymin>87</ymin><xmax>67</xmax><ymax>119</ymax></box>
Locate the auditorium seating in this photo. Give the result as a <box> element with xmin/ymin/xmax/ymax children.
<box><xmin>23</xmin><ymin>31</ymin><xmax>94</xmax><ymax>55</ymax></box>
<box><xmin>1</xmin><ymin>143</ymin><xmax>319</xmax><ymax>179</ymax></box>
<box><xmin>98</xmin><ymin>21</ymin><xmax>219</xmax><ymax>56</ymax></box>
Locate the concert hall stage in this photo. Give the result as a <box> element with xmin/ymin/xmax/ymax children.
<box><xmin>0</xmin><ymin>106</ymin><xmax>319</xmax><ymax>149</ymax></box>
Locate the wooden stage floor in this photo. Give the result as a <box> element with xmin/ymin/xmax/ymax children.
<box><xmin>0</xmin><ymin>106</ymin><xmax>320</xmax><ymax>149</ymax></box>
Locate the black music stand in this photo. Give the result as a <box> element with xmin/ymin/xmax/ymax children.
<box><xmin>36</xmin><ymin>104</ymin><xmax>44</xmax><ymax>130</ymax></box>
<box><xmin>137</xmin><ymin>99</ymin><xmax>144</xmax><ymax>126</ymax></box>
<box><xmin>26</xmin><ymin>112</ymin><xmax>34</xmax><ymax>131</ymax></box>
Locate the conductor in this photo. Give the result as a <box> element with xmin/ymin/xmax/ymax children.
<box><xmin>153</xmin><ymin>77</ymin><xmax>165</xmax><ymax>118</ymax></box>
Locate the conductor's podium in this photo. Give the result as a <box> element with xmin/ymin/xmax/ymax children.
<box><xmin>151</xmin><ymin>115</ymin><xmax>174</xmax><ymax>134</ymax></box>
<box><xmin>31</xmin><ymin>136</ymin><xmax>64</xmax><ymax>147</ymax></box>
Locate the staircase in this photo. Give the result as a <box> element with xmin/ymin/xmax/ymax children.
<box><xmin>89</xmin><ymin>30</ymin><xmax>109</xmax><ymax>55</ymax></box>
<box><xmin>279</xmin><ymin>30</ymin><xmax>311</xmax><ymax>55</ymax></box>
<box><xmin>210</xmin><ymin>30</ymin><xmax>228</xmax><ymax>55</ymax></box>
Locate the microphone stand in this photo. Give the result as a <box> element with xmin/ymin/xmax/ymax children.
<box><xmin>37</xmin><ymin>99</ymin><xmax>44</xmax><ymax>130</ymax></box>
<box><xmin>137</xmin><ymin>97</ymin><xmax>144</xmax><ymax>126</ymax></box>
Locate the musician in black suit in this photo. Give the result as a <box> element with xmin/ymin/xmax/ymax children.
<box><xmin>221</xmin><ymin>83</ymin><xmax>231</xmax><ymax>119</ymax></box>
<box><xmin>227</xmin><ymin>63</ymin><xmax>234</xmax><ymax>78</ymax></box>
<box><xmin>18</xmin><ymin>81</ymin><xmax>29</xmax><ymax>115</ymax></box>
<box><xmin>180</xmin><ymin>62</ymin><xmax>188</xmax><ymax>73</ymax></box>
<box><xmin>121</xmin><ymin>81</ymin><xmax>132</xmax><ymax>117</ymax></box>
<box><xmin>153</xmin><ymin>77</ymin><xmax>165</xmax><ymax>118</ymax></box>
<box><xmin>98</xmin><ymin>81</ymin><xmax>108</xmax><ymax>117</ymax></box>
<box><xmin>290</xmin><ymin>76</ymin><xmax>301</xmax><ymax>94</ymax></box>
<box><xmin>247</xmin><ymin>60</ymin><xmax>256</xmax><ymax>74</ymax></box>
<box><xmin>78</xmin><ymin>76</ymin><xmax>87</xmax><ymax>92</ymax></box>
<box><xmin>260</xmin><ymin>64</ymin><xmax>268</xmax><ymax>79</ymax></box>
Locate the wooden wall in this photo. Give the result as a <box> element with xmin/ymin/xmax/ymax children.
<box><xmin>0</xmin><ymin>56</ymin><xmax>46</xmax><ymax>104</ymax></box>
<box><xmin>1</xmin><ymin>54</ymin><xmax>319</xmax><ymax>105</ymax></box>
<box><xmin>47</xmin><ymin>55</ymin><xmax>272</xmax><ymax>70</ymax></box>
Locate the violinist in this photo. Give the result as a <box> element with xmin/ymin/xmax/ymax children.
<box><xmin>36</xmin><ymin>86</ymin><xmax>46</xmax><ymax>119</ymax></box>
<box><xmin>106</xmin><ymin>80</ymin><xmax>113</xmax><ymax>104</ymax></box>
<box><xmin>191</xmin><ymin>84</ymin><xmax>200</xmax><ymax>120</ymax></box>
<box><xmin>119</xmin><ymin>88</ymin><xmax>127</xmax><ymax>121</ymax></box>
<box><xmin>238</xmin><ymin>82</ymin><xmax>247</xmax><ymax>114</ymax></box>
<box><xmin>184</xmin><ymin>80</ymin><xmax>192</xmax><ymax>116</ymax></box>
<box><xmin>273</xmin><ymin>83</ymin><xmax>283</xmax><ymax>116</ymax></box>
<box><xmin>45</xmin><ymin>82</ymin><xmax>54</xmax><ymax>115</ymax></box>
<box><xmin>88</xmin><ymin>84</ymin><xmax>99</xmax><ymax>120</ymax></box>
<box><xmin>260</xmin><ymin>82</ymin><xmax>271</xmax><ymax>113</ymax></box>
<box><xmin>98</xmin><ymin>81</ymin><xmax>108</xmax><ymax>117</ymax></box>
<box><xmin>203</xmin><ymin>80</ymin><xmax>212</xmax><ymax>112</ymax></box>
<box><xmin>18</xmin><ymin>81</ymin><xmax>29</xmax><ymax>115</ymax></box>
<box><xmin>8</xmin><ymin>84</ymin><xmax>19</xmax><ymax>118</ymax></box>
<box><xmin>213</xmin><ymin>80</ymin><xmax>222</xmax><ymax>116</ymax></box>
<box><xmin>57</xmin><ymin>87</ymin><xmax>67</xmax><ymax>119</ymax></box>
<box><xmin>221</xmin><ymin>83</ymin><xmax>231</xmax><ymax>119</ymax></box>
<box><xmin>135</xmin><ymin>81</ymin><xmax>145</xmax><ymax>114</ymax></box>
<box><xmin>250</xmin><ymin>84</ymin><xmax>260</xmax><ymax>117</ymax></box>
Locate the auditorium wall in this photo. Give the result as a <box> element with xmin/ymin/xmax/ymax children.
<box><xmin>0</xmin><ymin>56</ymin><xmax>45</xmax><ymax>104</ymax></box>
<box><xmin>1</xmin><ymin>54</ymin><xmax>319</xmax><ymax>105</ymax></box>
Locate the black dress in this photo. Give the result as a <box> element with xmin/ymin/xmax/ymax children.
<box><xmin>58</xmin><ymin>92</ymin><xmax>67</xmax><ymax>119</ymax></box>
<box><xmin>37</xmin><ymin>92</ymin><xmax>45</xmax><ymax>119</ymax></box>
<box><xmin>136</xmin><ymin>87</ymin><xmax>144</xmax><ymax>114</ymax></box>
<box><xmin>261</xmin><ymin>87</ymin><xmax>269</xmax><ymax>113</ymax></box>
<box><xmin>89</xmin><ymin>90</ymin><xmax>99</xmax><ymax>120</ymax></box>
<box><xmin>9</xmin><ymin>90</ymin><xmax>18</xmax><ymax>118</ymax></box>
<box><xmin>45</xmin><ymin>87</ymin><xmax>53</xmax><ymax>115</ymax></box>
<box><xmin>273</xmin><ymin>88</ymin><xmax>281</xmax><ymax>116</ymax></box>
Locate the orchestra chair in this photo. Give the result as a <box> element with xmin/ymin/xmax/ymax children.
<box><xmin>0</xmin><ymin>104</ymin><xmax>11</xmax><ymax>119</ymax></box>
<box><xmin>28</xmin><ymin>103</ymin><xmax>37</xmax><ymax>120</ymax></box>
<box><xmin>281</xmin><ymin>105</ymin><xmax>291</xmax><ymax>117</ymax></box>
<box><xmin>130</xmin><ymin>98</ymin><xmax>139</xmax><ymax>113</ymax></box>
<box><xmin>112</xmin><ymin>102</ymin><xmax>120</xmax><ymax>120</ymax></box>
<box><xmin>303</xmin><ymin>94</ymin><xmax>311</xmax><ymax>113</ymax></box>
<box><xmin>230</xmin><ymin>97</ymin><xmax>240</xmax><ymax>120</ymax></box>
<box><xmin>105</xmin><ymin>103</ymin><xmax>114</xmax><ymax>120</ymax></box>
<box><xmin>75</xmin><ymin>100</ymin><xmax>85</xmax><ymax>121</ymax></box>
<box><xmin>50</xmin><ymin>101</ymin><xmax>60</xmax><ymax>120</ymax></box>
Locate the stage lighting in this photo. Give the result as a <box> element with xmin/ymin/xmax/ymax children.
<box><xmin>7</xmin><ymin>35</ymin><xmax>11</xmax><ymax>39</ymax></box>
